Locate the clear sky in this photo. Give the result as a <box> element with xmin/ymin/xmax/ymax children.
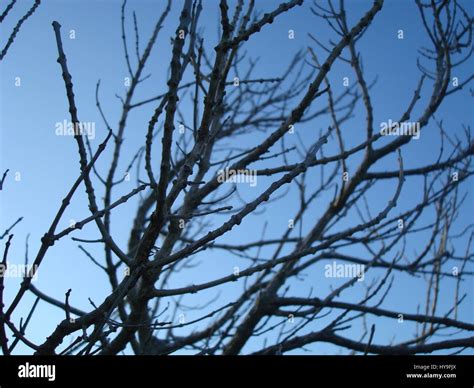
<box><xmin>0</xmin><ymin>0</ymin><xmax>473</xmax><ymax>354</ymax></box>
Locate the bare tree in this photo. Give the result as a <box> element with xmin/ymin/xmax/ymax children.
<box><xmin>0</xmin><ymin>0</ymin><xmax>41</xmax><ymax>61</ymax></box>
<box><xmin>1</xmin><ymin>0</ymin><xmax>473</xmax><ymax>356</ymax></box>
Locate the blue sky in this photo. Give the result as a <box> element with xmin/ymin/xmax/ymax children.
<box><xmin>0</xmin><ymin>0</ymin><xmax>473</xmax><ymax>354</ymax></box>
